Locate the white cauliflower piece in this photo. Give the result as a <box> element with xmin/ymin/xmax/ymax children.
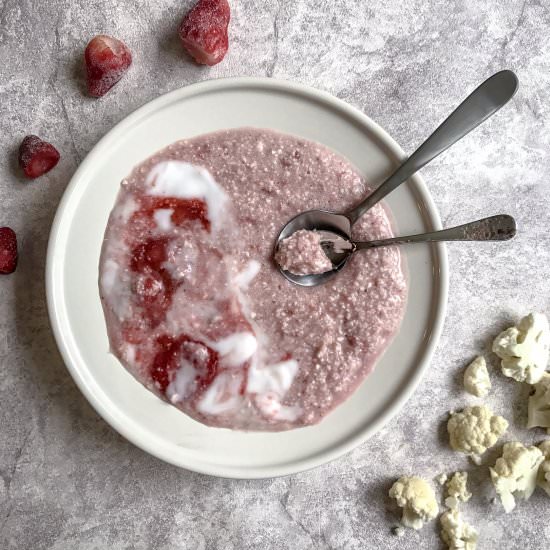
<box><xmin>527</xmin><ymin>372</ymin><xmax>550</xmax><ymax>432</ymax></box>
<box><xmin>538</xmin><ymin>440</ymin><xmax>550</xmax><ymax>497</ymax></box>
<box><xmin>492</xmin><ymin>313</ymin><xmax>550</xmax><ymax>384</ymax></box>
<box><xmin>440</xmin><ymin>508</ymin><xmax>478</xmax><ymax>550</ymax></box>
<box><xmin>447</xmin><ymin>405</ymin><xmax>508</xmax><ymax>461</ymax></box>
<box><xmin>463</xmin><ymin>356</ymin><xmax>491</xmax><ymax>397</ymax></box>
<box><xmin>489</xmin><ymin>441</ymin><xmax>544</xmax><ymax>512</ymax></box>
<box><xmin>435</xmin><ymin>473</ymin><xmax>448</xmax><ymax>486</ymax></box>
<box><xmin>445</xmin><ymin>472</ymin><xmax>472</xmax><ymax>509</ymax></box>
<box><xmin>389</xmin><ymin>476</ymin><xmax>439</xmax><ymax>530</ymax></box>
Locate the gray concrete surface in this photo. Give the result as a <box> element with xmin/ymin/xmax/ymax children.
<box><xmin>1</xmin><ymin>0</ymin><xmax>550</xmax><ymax>548</ymax></box>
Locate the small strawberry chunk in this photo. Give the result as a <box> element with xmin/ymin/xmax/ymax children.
<box><xmin>131</xmin><ymin>238</ymin><xmax>169</xmax><ymax>273</ymax></box>
<box><xmin>85</xmin><ymin>35</ymin><xmax>132</xmax><ymax>97</ymax></box>
<box><xmin>143</xmin><ymin>197</ymin><xmax>210</xmax><ymax>231</ymax></box>
<box><xmin>18</xmin><ymin>135</ymin><xmax>60</xmax><ymax>179</ymax></box>
<box><xmin>130</xmin><ymin>238</ymin><xmax>175</xmax><ymax>326</ymax></box>
<box><xmin>178</xmin><ymin>0</ymin><xmax>230</xmax><ymax>66</ymax></box>
<box><xmin>0</xmin><ymin>227</ymin><xmax>17</xmax><ymax>274</ymax></box>
<box><xmin>151</xmin><ymin>335</ymin><xmax>219</xmax><ymax>394</ymax></box>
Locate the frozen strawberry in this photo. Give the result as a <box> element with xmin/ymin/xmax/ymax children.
<box><xmin>178</xmin><ymin>0</ymin><xmax>230</xmax><ymax>66</ymax></box>
<box><xmin>18</xmin><ymin>135</ymin><xmax>60</xmax><ymax>179</ymax></box>
<box><xmin>85</xmin><ymin>35</ymin><xmax>132</xmax><ymax>97</ymax></box>
<box><xmin>0</xmin><ymin>227</ymin><xmax>17</xmax><ymax>274</ymax></box>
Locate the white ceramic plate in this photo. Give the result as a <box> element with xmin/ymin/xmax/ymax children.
<box><xmin>46</xmin><ymin>77</ymin><xmax>448</xmax><ymax>479</ymax></box>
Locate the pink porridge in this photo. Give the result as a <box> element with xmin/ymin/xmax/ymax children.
<box><xmin>275</xmin><ymin>229</ymin><xmax>334</xmax><ymax>276</ymax></box>
<box><xmin>99</xmin><ymin>128</ymin><xmax>407</xmax><ymax>431</ymax></box>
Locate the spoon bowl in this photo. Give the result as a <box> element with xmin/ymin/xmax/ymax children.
<box><xmin>276</xmin><ymin>214</ymin><xmax>517</xmax><ymax>287</ymax></box>
<box><xmin>274</xmin><ymin>210</ymin><xmax>353</xmax><ymax>286</ymax></box>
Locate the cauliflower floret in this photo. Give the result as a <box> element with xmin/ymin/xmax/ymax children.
<box><xmin>389</xmin><ymin>476</ymin><xmax>439</xmax><ymax>530</ymax></box>
<box><xmin>538</xmin><ymin>440</ymin><xmax>550</xmax><ymax>496</ymax></box>
<box><xmin>447</xmin><ymin>405</ymin><xmax>508</xmax><ymax>461</ymax></box>
<box><xmin>440</xmin><ymin>508</ymin><xmax>478</xmax><ymax>550</ymax></box>
<box><xmin>463</xmin><ymin>356</ymin><xmax>491</xmax><ymax>397</ymax></box>
<box><xmin>435</xmin><ymin>473</ymin><xmax>448</xmax><ymax>486</ymax></box>
<box><xmin>445</xmin><ymin>472</ymin><xmax>472</xmax><ymax>509</ymax></box>
<box><xmin>489</xmin><ymin>441</ymin><xmax>544</xmax><ymax>512</ymax></box>
<box><xmin>527</xmin><ymin>372</ymin><xmax>550</xmax><ymax>432</ymax></box>
<box><xmin>492</xmin><ymin>313</ymin><xmax>550</xmax><ymax>384</ymax></box>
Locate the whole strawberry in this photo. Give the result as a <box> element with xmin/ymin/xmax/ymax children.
<box><xmin>85</xmin><ymin>35</ymin><xmax>132</xmax><ymax>97</ymax></box>
<box><xmin>18</xmin><ymin>135</ymin><xmax>60</xmax><ymax>179</ymax></box>
<box><xmin>179</xmin><ymin>0</ymin><xmax>230</xmax><ymax>66</ymax></box>
<box><xmin>0</xmin><ymin>227</ymin><xmax>17</xmax><ymax>274</ymax></box>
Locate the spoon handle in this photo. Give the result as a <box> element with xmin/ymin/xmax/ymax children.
<box><xmin>346</xmin><ymin>71</ymin><xmax>519</xmax><ymax>224</ymax></box>
<box><xmin>355</xmin><ymin>214</ymin><xmax>516</xmax><ymax>249</ymax></box>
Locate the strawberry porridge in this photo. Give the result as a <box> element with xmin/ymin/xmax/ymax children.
<box><xmin>275</xmin><ymin>229</ymin><xmax>334</xmax><ymax>276</ymax></box>
<box><xmin>99</xmin><ymin>128</ymin><xmax>407</xmax><ymax>431</ymax></box>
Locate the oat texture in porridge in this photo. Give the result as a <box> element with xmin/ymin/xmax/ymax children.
<box><xmin>275</xmin><ymin>229</ymin><xmax>334</xmax><ymax>276</ymax></box>
<box><xmin>99</xmin><ymin>128</ymin><xmax>407</xmax><ymax>431</ymax></box>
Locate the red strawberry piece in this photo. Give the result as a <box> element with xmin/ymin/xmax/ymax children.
<box><xmin>131</xmin><ymin>238</ymin><xmax>169</xmax><ymax>273</ymax></box>
<box><xmin>85</xmin><ymin>35</ymin><xmax>132</xmax><ymax>97</ymax></box>
<box><xmin>141</xmin><ymin>197</ymin><xmax>210</xmax><ymax>231</ymax></box>
<box><xmin>178</xmin><ymin>0</ymin><xmax>230</xmax><ymax>66</ymax></box>
<box><xmin>130</xmin><ymin>238</ymin><xmax>175</xmax><ymax>326</ymax></box>
<box><xmin>18</xmin><ymin>135</ymin><xmax>60</xmax><ymax>179</ymax></box>
<box><xmin>0</xmin><ymin>227</ymin><xmax>17</xmax><ymax>274</ymax></box>
<box><xmin>151</xmin><ymin>335</ymin><xmax>219</xmax><ymax>394</ymax></box>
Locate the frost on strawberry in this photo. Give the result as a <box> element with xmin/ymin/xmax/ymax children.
<box><xmin>85</xmin><ymin>35</ymin><xmax>132</xmax><ymax>97</ymax></box>
<box><xmin>18</xmin><ymin>135</ymin><xmax>60</xmax><ymax>179</ymax></box>
<box><xmin>178</xmin><ymin>0</ymin><xmax>230</xmax><ymax>66</ymax></box>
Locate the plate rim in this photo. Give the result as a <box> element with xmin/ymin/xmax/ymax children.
<box><xmin>45</xmin><ymin>76</ymin><xmax>449</xmax><ymax>478</ymax></box>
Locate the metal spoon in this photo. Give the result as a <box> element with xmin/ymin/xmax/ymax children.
<box><xmin>275</xmin><ymin>70</ymin><xmax>519</xmax><ymax>286</ymax></box>
<box><xmin>283</xmin><ymin>215</ymin><xmax>516</xmax><ymax>287</ymax></box>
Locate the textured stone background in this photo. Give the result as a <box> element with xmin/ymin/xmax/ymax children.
<box><xmin>1</xmin><ymin>0</ymin><xmax>550</xmax><ymax>548</ymax></box>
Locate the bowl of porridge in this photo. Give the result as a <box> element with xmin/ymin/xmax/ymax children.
<box><xmin>47</xmin><ymin>78</ymin><xmax>448</xmax><ymax>477</ymax></box>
